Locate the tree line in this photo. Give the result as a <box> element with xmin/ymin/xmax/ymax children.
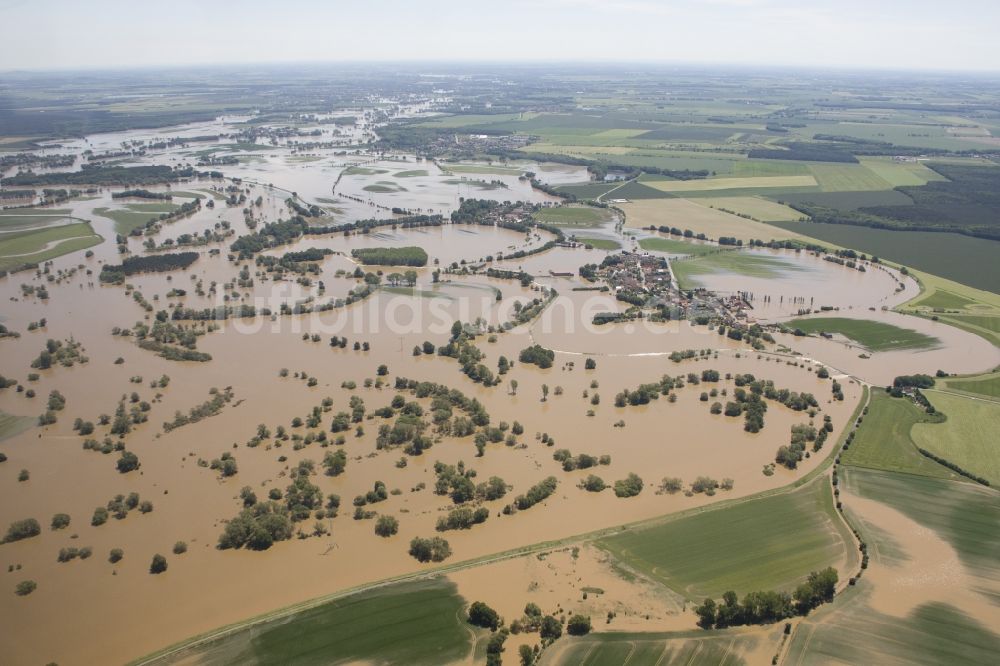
<box><xmin>99</xmin><ymin>252</ymin><xmax>198</xmax><ymax>284</ymax></box>
<box><xmin>5</xmin><ymin>164</ymin><xmax>200</xmax><ymax>187</ymax></box>
<box><xmin>111</xmin><ymin>189</ymin><xmax>173</xmax><ymax>200</ymax></box>
<box><xmin>695</xmin><ymin>567</ymin><xmax>838</xmax><ymax>629</ymax></box>
<box><xmin>230</xmin><ymin>213</ymin><xmax>444</xmax><ymax>258</ymax></box>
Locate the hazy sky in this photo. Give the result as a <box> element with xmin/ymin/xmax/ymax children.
<box><xmin>1</xmin><ymin>0</ymin><xmax>998</xmax><ymax>72</ymax></box>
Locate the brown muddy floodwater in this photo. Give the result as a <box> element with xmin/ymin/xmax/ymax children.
<box><xmin>0</xmin><ymin>263</ymin><xmax>865</xmax><ymax>665</ymax></box>
<box><xmin>0</xmin><ymin>119</ymin><xmax>995</xmax><ymax>666</ymax></box>
<box><xmin>770</xmin><ymin>310</ymin><xmax>1000</xmax><ymax>386</ymax></box>
<box><xmin>842</xmin><ymin>488</ymin><xmax>999</xmax><ymax>622</ymax></box>
<box><xmin>448</xmin><ymin>544</ymin><xmax>694</xmax><ymax>662</ymax></box>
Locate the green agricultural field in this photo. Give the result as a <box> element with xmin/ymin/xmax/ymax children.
<box><xmin>556</xmin><ymin>182</ymin><xmax>621</xmax><ymax>200</ymax></box>
<box><xmin>670</xmin><ymin>251</ymin><xmax>807</xmax><ymax>289</ymax></box>
<box><xmin>527</xmin><ymin>142</ymin><xmax>640</xmax><ymax>157</ymax></box>
<box><xmin>599</xmin><ymin>478</ymin><xmax>855</xmax><ymax>599</ymax></box>
<box><xmin>170</xmin><ymin>579</ymin><xmax>475</xmax><ymax>666</ymax></box>
<box><xmin>773</xmin><ymin>189</ymin><xmax>915</xmax><ymax>211</ymax></box>
<box><xmin>798</xmin><ymin>121</ymin><xmax>990</xmax><ymax>152</ymax></box>
<box><xmin>393</xmin><ymin>169</ymin><xmax>428</xmax><ymax>178</ymax></box>
<box><xmin>0</xmin><ymin>222</ymin><xmax>102</xmax><ymax>271</ymax></box>
<box><xmin>94</xmin><ymin>207</ymin><xmax>159</xmax><ymax>235</ymax></box>
<box><xmin>534</xmin><ymin>205</ymin><xmax>614</xmax><ymax>227</ymax></box>
<box><xmin>641</xmin><ymin>151</ymin><xmax>743</xmax><ymax>170</ymax></box>
<box><xmin>680</xmin><ymin>185</ymin><xmax>823</xmax><ymax>199</ymax></box>
<box><xmin>0</xmin><ymin>209</ymin><xmax>75</xmax><ymax>230</ymax></box>
<box><xmin>911</xmin><ymin>289</ymin><xmax>978</xmax><ymax>310</ymax></box>
<box><xmin>938</xmin><ymin>314</ymin><xmax>1000</xmax><ymax>334</ymax></box>
<box><xmin>840</xmin><ymin>389</ymin><xmax>958</xmax><ymax>480</ymax></box>
<box><xmin>414</xmin><ymin>112</ymin><xmax>530</xmax><ymax>128</ymax></box>
<box><xmin>692</xmin><ymin>196</ymin><xmax>805</xmax><ymax>222</ymax></box>
<box><xmin>633</xmin><ymin>125</ymin><xmax>741</xmax><ymax>143</ymax></box>
<box><xmin>765</xmin><ymin>221</ymin><xmax>1000</xmax><ymax>294</ymax></box>
<box><xmin>0</xmin><ymin>411</ymin><xmax>34</xmax><ymax>442</ymax></box>
<box><xmin>637</xmin><ymin>237</ymin><xmax>721</xmax><ymax>256</ymax></box>
<box><xmin>898</xmin><ymin>268</ymin><xmax>1000</xmax><ymax>346</ymax></box>
<box><xmin>784</xmin><ymin>316</ymin><xmax>939</xmax><ymax>352</ymax></box>
<box><xmin>731</xmin><ymin>159</ymin><xmax>812</xmax><ymax>177</ymax></box>
<box><xmin>808</xmin><ymin>163</ymin><xmax>892</xmax><ymax>192</ymax></box>
<box><xmin>589</xmin><ymin>128</ymin><xmax>648</xmax><ymax>139</ymax></box>
<box><xmin>645</xmin><ymin>175</ymin><xmax>818</xmax><ymax>194</ymax></box>
<box><xmin>573</xmin><ymin>236</ymin><xmax>620</xmax><ymax>250</ymax></box>
<box><xmin>902</xmin><ymin>279</ymin><xmax>1000</xmax><ymax>348</ymax></box>
<box><xmin>912</xmin><ymin>391</ymin><xmax>1000</xmax><ymax>486</ymax></box>
<box><xmin>607</xmin><ymin>180</ymin><xmax>673</xmax><ymax>200</ymax></box>
<box><xmin>469</xmin><ymin>111</ymin><xmax>657</xmax><ymax>135</ymax></box>
<box><xmin>858</xmin><ymin>157</ymin><xmax>947</xmax><ymax>187</ymax></box>
<box><xmin>601</xmin><ymin>151</ymin><xmax>746</xmax><ymax>174</ymax></box>
<box><xmin>635</xmin><ymin>173</ymin><xmax>677</xmax><ymax>183</ymax></box>
<box><xmin>943</xmin><ymin>371</ymin><xmax>1000</xmax><ymax>399</ymax></box>
<box><xmin>538</xmin><ymin>627</ymin><xmax>779</xmax><ymax>666</ymax></box>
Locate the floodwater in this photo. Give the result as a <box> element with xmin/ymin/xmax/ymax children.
<box><xmin>842</xmin><ymin>491</ymin><xmax>998</xmax><ymax>621</ymax></box>
<box><xmin>665</xmin><ymin>248</ymin><xmax>919</xmax><ymax>315</ymax></box>
<box><xmin>770</xmin><ymin>310</ymin><xmax>1000</xmax><ymax>386</ymax></box>
<box><xmin>0</xmin><ymin>273</ymin><xmax>867</xmax><ymax>665</ymax></box>
<box><xmin>274</xmin><ymin>223</ymin><xmax>555</xmax><ymax>268</ymax></box>
<box><xmin>449</xmin><ymin>545</ymin><xmax>690</xmax><ymax>633</ymax></box>
<box><xmin>449</xmin><ymin>544</ymin><xmax>693</xmax><ymax>660</ymax></box>
<box><xmin>0</xmin><ymin>115</ymin><xmax>995</xmax><ymax>666</ymax></box>
<box><xmin>8</xmin><ymin>110</ymin><xmax>580</xmax><ymax>221</ymax></box>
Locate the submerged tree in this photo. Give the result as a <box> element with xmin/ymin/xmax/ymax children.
<box><xmin>408</xmin><ymin>536</ymin><xmax>451</xmax><ymax>563</ymax></box>
<box><xmin>149</xmin><ymin>554</ymin><xmax>167</xmax><ymax>574</ymax></box>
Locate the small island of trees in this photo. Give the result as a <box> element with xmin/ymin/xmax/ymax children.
<box><xmin>408</xmin><ymin>536</ymin><xmax>451</xmax><ymax>562</ymax></box>
<box><xmin>351</xmin><ymin>246</ymin><xmax>428</xmax><ymax>267</ymax></box>
<box><xmin>3</xmin><ymin>518</ymin><xmax>41</xmax><ymax>543</ymax></box>
<box><xmin>518</xmin><ymin>344</ymin><xmax>555</xmax><ymax>369</ymax></box>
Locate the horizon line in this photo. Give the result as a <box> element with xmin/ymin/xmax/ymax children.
<box><xmin>3</xmin><ymin>59</ymin><xmax>1000</xmax><ymax>78</ymax></box>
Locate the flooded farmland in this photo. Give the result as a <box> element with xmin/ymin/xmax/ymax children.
<box><xmin>1</xmin><ymin>112</ymin><xmax>997</xmax><ymax>666</ymax></box>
